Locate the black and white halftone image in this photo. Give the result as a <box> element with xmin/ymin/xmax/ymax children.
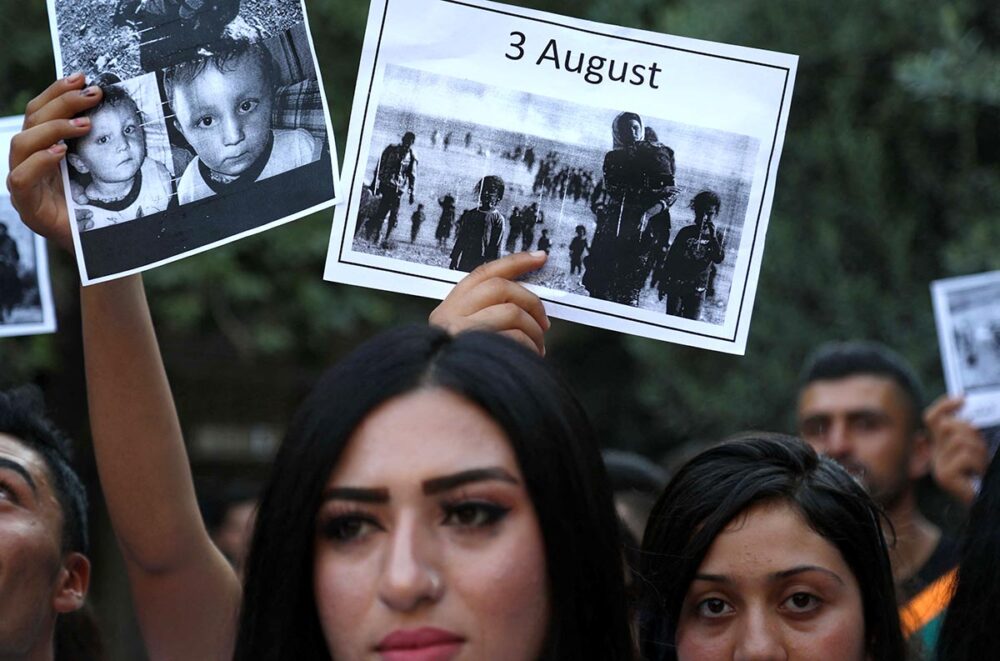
<box><xmin>0</xmin><ymin>116</ymin><xmax>57</xmax><ymax>337</ymax></box>
<box><xmin>47</xmin><ymin>0</ymin><xmax>339</xmax><ymax>284</ymax></box>
<box><xmin>352</xmin><ymin>65</ymin><xmax>757</xmax><ymax>327</ymax></box>
<box><xmin>932</xmin><ymin>270</ymin><xmax>1000</xmax><ymax>432</ymax></box>
<box><xmin>325</xmin><ymin>0</ymin><xmax>796</xmax><ymax>353</ymax></box>
<box><xmin>51</xmin><ymin>0</ymin><xmax>304</xmax><ymax>79</ymax></box>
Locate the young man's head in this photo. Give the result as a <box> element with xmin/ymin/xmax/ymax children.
<box><xmin>476</xmin><ymin>175</ymin><xmax>505</xmax><ymax>210</ymax></box>
<box><xmin>691</xmin><ymin>190</ymin><xmax>721</xmax><ymax>223</ymax></box>
<box><xmin>67</xmin><ymin>84</ymin><xmax>146</xmax><ymax>186</ymax></box>
<box><xmin>796</xmin><ymin>341</ymin><xmax>929</xmax><ymax>512</ymax></box>
<box><xmin>575</xmin><ymin>224</ymin><xmax>586</xmax><ymax>237</ymax></box>
<box><xmin>0</xmin><ymin>388</ymin><xmax>90</xmax><ymax>659</ymax></box>
<box><xmin>165</xmin><ymin>39</ymin><xmax>276</xmax><ymax>178</ymax></box>
<box><xmin>401</xmin><ymin>131</ymin><xmax>416</xmax><ymax>149</ymax></box>
<box><xmin>541</xmin><ymin>229</ymin><xmax>549</xmax><ymax>237</ymax></box>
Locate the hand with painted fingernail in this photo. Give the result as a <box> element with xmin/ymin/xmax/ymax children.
<box><xmin>430</xmin><ymin>251</ymin><xmax>551</xmax><ymax>355</ymax></box>
<box><xmin>6</xmin><ymin>74</ymin><xmax>103</xmax><ymax>253</ymax></box>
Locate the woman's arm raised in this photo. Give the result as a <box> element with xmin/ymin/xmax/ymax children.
<box><xmin>9</xmin><ymin>76</ymin><xmax>239</xmax><ymax>661</ymax></box>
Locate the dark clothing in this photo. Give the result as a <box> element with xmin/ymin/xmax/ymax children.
<box><xmin>570</xmin><ymin>235</ymin><xmax>588</xmax><ymax>274</ymax></box>
<box><xmin>0</xmin><ymin>233</ymin><xmax>22</xmax><ymax>316</ymax></box>
<box><xmin>899</xmin><ymin>535</ymin><xmax>961</xmax><ymax>604</ymax></box>
<box><xmin>365</xmin><ymin>142</ymin><xmax>417</xmax><ymax>244</ymax></box>
<box><xmin>435</xmin><ymin>198</ymin><xmax>456</xmax><ymax>242</ymax></box>
<box><xmin>659</xmin><ymin>223</ymin><xmax>724</xmax><ymax>320</ymax></box>
<box><xmin>505</xmin><ymin>210</ymin><xmax>523</xmax><ymax>253</ymax></box>
<box><xmin>537</xmin><ymin>236</ymin><xmax>551</xmax><ymax>254</ymax></box>
<box><xmin>449</xmin><ymin>208</ymin><xmax>504</xmax><ymax>272</ymax></box>
<box><xmin>114</xmin><ymin>0</ymin><xmax>240</xmax><ymax>70</ymax></box>
<box><xmin>520</xmin><ymin>207</ymin><xmax>539</xmax><ymax>252</ymax></box>
<box><xmin>410</xmin><ymin>210</ymin><xmax>426</xmax><ymax>242</ymax></box>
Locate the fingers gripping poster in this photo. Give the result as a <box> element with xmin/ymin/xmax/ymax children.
<box><xmin>324</xmin><ymin>0</ymin><xmax>797</xmax><ymax>354</ymax></box>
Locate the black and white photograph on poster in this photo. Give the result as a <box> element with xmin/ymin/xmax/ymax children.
<box><xmin>46</xmin><ymin>0</ymin><xmax>340</xmax><ymax>284</ymax></box>
<box><xmin>932</xmin><ymin>271</ymin><xmax>1000</xmax><ymax>440</ymax></box>
<box><xmin>0</xmin><ymin>116</ymin><xmax>58</xmax><ymax>338</ymax></box>
<box><xmin>325</xmin><ymin>0</ymin><xmax>797</xmax><ymax>354</ymax></box>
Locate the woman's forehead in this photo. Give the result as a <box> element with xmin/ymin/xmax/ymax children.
<box><xmin>325</xmin><ymin>388</ymin><xmax>522</xmax><ymax>488</ymax></box>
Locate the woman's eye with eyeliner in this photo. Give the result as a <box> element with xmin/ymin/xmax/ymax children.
<box><xmin>442</xmin><ymin>501</ymin><xmax>510</xmax><ymax>528</ymax></box>
<box><xmin>319</xmin><ymin>514</ymin><xmax>381</xmax><ymax>544</ymax></box>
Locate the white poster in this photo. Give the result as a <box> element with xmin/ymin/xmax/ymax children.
<box><xmin>932</xmin><ymin>270</ymin><xmax>1000</xmax><ymax>449</ymax></box>
<box><xmin>324</xmin><ymin>0</ymin><xmax>797</xmax><ymax>354</ymax></box>
<box><xmin>0</xmin><ymin>116</ymin><xmax>58</xmax><ymax>338</ymax></box>
<box><xmin>47</xmin><ymin>0</ymin><xmax>341</xmax><ymax>284</ymax></box>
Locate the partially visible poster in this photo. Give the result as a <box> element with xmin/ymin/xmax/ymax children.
<box><xmin>46</xmin><ymin>0</ymin><xmax>341</xmax><ymax>284</ymax></box>
<box><xmin>0</xmin><ymin>116</ymin><xmax>58</xmax><ymax>338</ymax></box>
<box><xmin>325</xmin><ymin>0</ymin><xmax>797</xmax><ymax>354</ymax></box>
<box><xmin>932</xmin><ymin>270</ymin><xmax>1000</xmax><ymax>453</ymax></box>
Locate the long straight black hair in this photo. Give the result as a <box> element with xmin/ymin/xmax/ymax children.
<box><xmin>233</xmin><ymin>325</ymin><xmax>634</xmax><ymax>660</ymax></box>
<box><xmin>638</xmin><ymin>434</ymin><xmax>906</xmax><ymax>661</ymax></box>
<box><xmin>936</xmin><ymin>451</ymin><xmax>1000</xmax><ymax>659</ymax></box>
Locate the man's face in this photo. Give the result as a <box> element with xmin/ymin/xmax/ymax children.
<box><xmin>797</xmin><ymin>375</ymin><xmax>920</xmax><ymax>510</ymax></box>
<box><xmin>71</xmin><ymin>103</ymin><xmax>146</xmax><ymax>184</ymax></box>
<box><xmin>480</xmin><ymin>186</ymin><xmax>501</xmax><ymax>210</ymax></box>
<box><xmin>0</xmin><ymin>434</ymin><xmax>87</xmax><ymax>657</ymax></box>
<box><xmin>172</xmin><ymin>54</ymin><xmax>274</xmax><ymax>177</ymax></box>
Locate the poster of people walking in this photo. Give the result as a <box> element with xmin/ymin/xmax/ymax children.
<box><xmin>0</xmin><ymin>116</ymin><xmax>57</xmax><ymax>338</ymax></box>
<box><xmin>932</xmin><ymin>270</ymin><xmax>1000</xmax><ymax>451</ymax></box>
<box><xmin>46</xmin><ymin>0</ymin><xmax>340</xmax><ymax>284</ymax></box>
<box><xmin>325</xmin><ymin>0</ymin><xmax>797</xmax><ymax>354</ymax></box>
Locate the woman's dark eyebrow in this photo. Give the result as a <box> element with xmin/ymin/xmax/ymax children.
<box><xmin>0</xmin><ymin>458</ymin><xmax>37</xmax><ymax>493</ymax></box>
<box><xmin>321</xmin><ymin>487</ymin><xmax>389</xmax><ymax>504</ymax></box>
<box><xmin>772</xmin><ymin>565</ymin><xmax>845</xmax><ymax>585</ymax></box>
<box><xmin>693</xmin><ymin>573</ymin><xmax>731</xmax><ymax>584</ymax></box>
<box><xmin>422</xmin><ymin>467</ymin><xmax>519</xmax><ymax>495</ymax></box>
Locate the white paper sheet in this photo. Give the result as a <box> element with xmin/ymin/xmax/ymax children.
<box><xmin>932</xmin><ymin>271</ymin><xmax>1000</xmax><ymax>445</ymax></box>
<box><xmin>0</xmin><ymin>116</ymin><xmax>58</xmax><ymax>338</ymax></box>
<box><xmin>324</xmin><ymin>0</ymin><xmax>797</xmax><ymax>354</ymax></box>
<box><xmin>46</xmin><ymin>0</ymin><xmax>341</xmax><ymax>284</ymax></box>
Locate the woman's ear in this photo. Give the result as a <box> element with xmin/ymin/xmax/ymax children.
<box><xmin>52</xmin><ymin>552</ymin><xmax>91</xmax><ymax>614</ymax></box>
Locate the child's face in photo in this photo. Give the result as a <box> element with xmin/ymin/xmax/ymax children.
<box><xmin>72</xmin><ymin>103</ymin><xmax>145</xmax><ymax>183</ymax></box>
<box><xmin>173</xmin><ymin>53</ymin><xmax>274</xmax><ymax>177</ymax></box>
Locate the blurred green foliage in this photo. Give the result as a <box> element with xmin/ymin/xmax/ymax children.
<box><xmin>1</xmin><ymin>0</ymin><xmax>998</xmax><ymax>456</ymax></box>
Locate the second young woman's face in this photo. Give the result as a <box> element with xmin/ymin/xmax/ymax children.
<box><xmin>313</xmin><ymin>388</ymin><xmax>550</xmax><ymax>661</ymax></box>
<box><xmin>676</xmin><ymin>501</ymin><xmax>867</xmax><ymax>661</ymax></box>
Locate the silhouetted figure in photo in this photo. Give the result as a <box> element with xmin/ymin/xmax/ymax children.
<box><xmin>537</xmin><ymin>229</ymin><xmax>552</xmax><ymax>255</ymax></box>
<box><xmin>0</xmin><ymin>222</ymin><xmax>22</xmax><ymax>321</ymax></box>
<box><xmin>520</xmin><ymin>202</ymin><xmax>541</xmax><ymax>252</ymax></box>
<box><xmin>570</xmin><ymin>225</ymin><xmax>589</xmax><ymax>275</ymax></box>
<box><xmin>365</xmin><ymin>131</ymin><xmax>417</xmax><ymax>246</ymax></box>
<box><xmin>658</xmin><ymin>190</ymin><xmax>725</xmax><ymax>320</ymax></box>
<box><xmin>409</xmin><ymin>204</ymin><xmax>425</xmax><ymax>243</ymax></box>
<box><xmin>449</xmin><ymin>176</ymin><xmax>505</xmax><ymax>272</ymax></box>
<box><xmin>435</xmin><ymin>194</ymin><xmax>456</xmax><ymax>248</ymax></box>
<box><xmin>505</xmin><ymin>206</ymin><xmax>522</xmax><ymax>253</ymax></box>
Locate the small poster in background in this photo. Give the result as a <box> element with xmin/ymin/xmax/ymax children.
<box><xmin>932</xmin><ymin>270</ymin><xmax>1000</xmax><ymax>453</ymax></box>
<box><xmin>0</xmin><ymin>116</ymin><xmax>58</xmax><ymax>338</ymax></box>
<box><xmin>46</xmin><ymin>0</ymin><xmax>341</xmax><ymax>284</ymax></box>
<box><xmin>325</xmin><ymin>0</ymin><xmax>797</xmax><ymax>354</ymax></box>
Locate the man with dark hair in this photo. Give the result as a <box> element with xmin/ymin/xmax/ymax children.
<box><xmin>0</xmin><ymin>387</ymin><xmax>91</xmax><ymax>661</ymax></box>
<box><xmin>795</xmin><ymin>341</ymin><xmax>959</xmax><ymax>607</ymax></box>
<box><xmin>365</xmin><ymin>132</ymin><xmax>417</xmax><ymax>246</ymax></box>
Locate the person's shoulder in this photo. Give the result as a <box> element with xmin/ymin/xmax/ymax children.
<box><xmin>177</xmin><ymin>157</ymin><xmax>208</xmax><ymax>204</ymax></box>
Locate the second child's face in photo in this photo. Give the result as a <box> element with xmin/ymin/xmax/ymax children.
<box><xmin>172</xmin><ymin>54</ymin><xmax>274</xmax><ymax>178</ymax></box>
<box><xmin>73</xmin><ymin>103</ymin><xmax>145</xmax><ymax>184</ymax></box>
<box><xmin>313</xmin><ymin>388</ymin><xmax>550</xmax><ymax>660</ymax></box>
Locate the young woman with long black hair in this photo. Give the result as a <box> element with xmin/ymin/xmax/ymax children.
<box><xmin>9</xmin><ymin>76</ymin><xmax>635</xmax><ymax>660</ymax></box>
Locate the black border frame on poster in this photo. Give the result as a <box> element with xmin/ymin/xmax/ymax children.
<box><xmin>337</xmin><ymin>0</ymin><xmax>792</xmax><ymax>345</ymax></box>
